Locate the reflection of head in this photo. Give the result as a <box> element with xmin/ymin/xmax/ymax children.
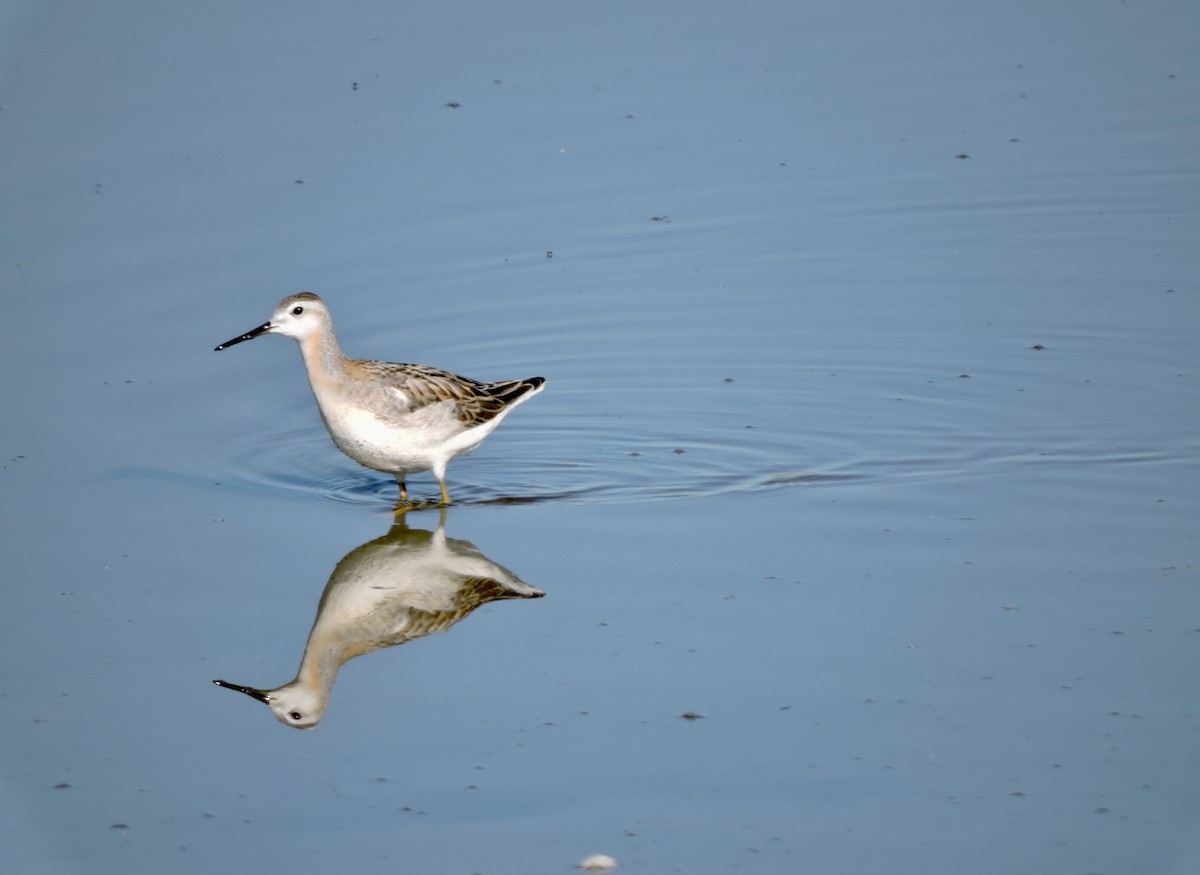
<box><xmin>259</xmin><ymin>682</ymin><xmax>327</xmax><ymax>729</ymax></box>
<box><xmin>212</xmin><ymin>679</ymin><xmax>325</xmax><ymax>729</ymax></box>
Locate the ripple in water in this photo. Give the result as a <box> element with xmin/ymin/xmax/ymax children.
<box><xmin>209</xmin><ymin>368</ymin><xmax>1132</xmax><ymax>508</ymax></box>
<box><xmin>210</xmin><ymin>396</ymin><xmax>867</xmax><ymax>508</ymax></box>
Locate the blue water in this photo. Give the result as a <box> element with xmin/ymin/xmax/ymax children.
<box><xmin>2</xmin><ymin>2</ymin><xmax>1198</xmax><ymax>873</ymax></box>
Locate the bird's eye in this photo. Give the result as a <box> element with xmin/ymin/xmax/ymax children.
<box><xmin>292</xmin><ymin>306</ymin><xmax>304</xmax><ymax>316</ymax></box>
<box><xmin>290</xmin><ymin>712</ymin><xmax>303</xmax><ymax>721</ymax></box>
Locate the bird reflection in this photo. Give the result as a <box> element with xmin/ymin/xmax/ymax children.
<box><xmin>213</xmin><ymin>512</ymin><xmax>543</xmax><ymax>728</ymax></box>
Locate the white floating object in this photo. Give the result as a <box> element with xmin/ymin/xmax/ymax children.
<box><xmin>578</xmin><ymin>854</ymin><xmax>618</xmax><ymax>872</ymax></box>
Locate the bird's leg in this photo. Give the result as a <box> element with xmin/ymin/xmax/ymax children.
<box><xmin>396</xmin><ymin>476</ymin><xmax>409</xmax><ymax>504</ymax></box>
<box><xmin>438</xmin><ymin>479</ymin><xmax>452</xmax><ymax>506</ymax></box>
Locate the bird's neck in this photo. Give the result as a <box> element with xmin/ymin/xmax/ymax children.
<box><xmin>297</xmin><ymin>330</ymin><xmax>350</xmax><ymax>383</ymax></box>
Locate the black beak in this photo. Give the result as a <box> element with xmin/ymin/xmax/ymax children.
<box><xmin>214</xmin><ymin>321</ymin><xmax>271</xmax><ymax>351</ymax></box>
<box><xmin>213</xmin><ymin>678</ymin><xmax>270</xmax><ymax>704</ymax></box>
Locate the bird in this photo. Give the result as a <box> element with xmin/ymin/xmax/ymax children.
<box><xmin>215</xmin><ymin>292</ymin><xmax>545</xmax><ymax>505</ymax></box>
<box><xmin>214</xmin><ymin>513</ymin><xmax>544</xmax><ymax>728</ymax></box>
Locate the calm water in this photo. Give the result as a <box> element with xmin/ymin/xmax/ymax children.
<box><xmin>2</xmin><ymin>1</ymin><xmax>1199</xmax><ymax>873</ymax></box>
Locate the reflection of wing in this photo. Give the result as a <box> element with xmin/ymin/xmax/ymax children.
<box><xmin>402</xmin><ymin>575</ymin><xmax>545</xmax><ymax>638</ymax></box>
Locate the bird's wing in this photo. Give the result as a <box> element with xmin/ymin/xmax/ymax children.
<box><xmin>358</xmin><ymin>361</ymin><xmax>512</xmax><ymax>428</ymax></box>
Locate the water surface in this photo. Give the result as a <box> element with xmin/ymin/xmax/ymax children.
<box><xmin>2</xmin><ymin>2</ymin><xmax>1198</xmax><ymax>873</ymax></box>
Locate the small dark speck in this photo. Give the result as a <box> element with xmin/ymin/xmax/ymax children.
<box><xmin>493</xmin><ymin>79</ymin><xmax>503</xmax><ymax>85</ymax></box>
<box><xmin>1010</xmin><ymin>790</ymin><xmax>1026</xmax><ymax>797</ymax></box>
<box><xmin>110</xmin><ymin>823</ymin><xmax>130</xmax><ymax>830</ymax></box>
<box><xmin>627</xmin><ymin>451</ymin><xmax>640</xmax><ymax>457</ymax></box>
<box><xmin>1094</xmin><ymin>806</ymin><xmax>1110</xmax><ymax>814</ymax></box>
<box><xmin>672</xmin><ymin>448</ymin><xmax>686</xmax><ymax>454</ymax></box>
<box><xmin>1030</xmin><ymin>344</ymin><xmax>1046</xmax><ymax>350</ymax></box>
<box><xmin>53</xmin><ymin>783</ymin><xmax>72</xmax><ymax>789</ymax></box>
<box><xmin>545</xmin><ymin>250</ymin><xmax>553</xmax><ymax>258</ymax></box>
<box><xmin>680</xmin><ymin>711</ymin><xmax>704</xmax><ymax>720</ymax></box>
<box><xmin>625</xmin><ymin>113</ymin><xmax>634</xmax><ymax>119</ymax></box>
<box><xmin>955</xmin><ymin>153</ymin><xmax>970</xmax><ymax>159</ymax></box>
<box><xmin>294</xmin><ymin>179</ymin><xmax>305</xmax><ymax>184</ymax></box>
<box><xmin>1165</xmin><ymin>288</ymin><xmax>1175</xmax><ymax>293</ymax></box>
<box><xmin>445</xmin><ymin>101</ymin><xmax>461</xmax><ymax>108</ymax></box>
<box><xmin>650</xmin><ymin>214</ymin><xmax>671</xmax><ymax>222</ymax></box>
<box><xmin>958</xmin><ymin>373</ymin><xmax>970</xmax><ymax>378</ymax></box>
<box><xmin>351</xmin><ymin>82</ymin><xmax>358</xmax><ymax>90</ymax></box>
<box><xmin>724</xmin><ymin>377</ymin><xmax>735</xmax><ymax>382</ymax></box>
<box><xmin>1009</xmin><ymin>137</ymin><xmax>1021</xmax><ymax>142</ymax></box>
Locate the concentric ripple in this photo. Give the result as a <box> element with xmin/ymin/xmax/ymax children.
<box><xmin>206</xmin><ymin>383</ymin><xmax>877</xmax><ymax>508</ymax></box>
<box><xmin>203</xmin><ymin>352</ymin><xmax>1182</xmax><ymax>509</ymax></box>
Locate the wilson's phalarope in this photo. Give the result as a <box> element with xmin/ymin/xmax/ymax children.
<box><xmin>215</xmin><ymin>292</ymin><xmax>545</xmax><ymax>504</ymax></box>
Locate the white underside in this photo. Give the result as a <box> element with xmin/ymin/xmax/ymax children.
<box><xmin>318</xmin><ymin>397</ymin><xmax>521</xmax><ymax>478</ymax></box>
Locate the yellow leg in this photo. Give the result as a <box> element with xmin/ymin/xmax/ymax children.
<box><xmin>438</xmin><ymin>479</ymin><xmax>452</xmax><ymax>506</ymax></box>
<box><xmin>396</xmin><ymin>477</ymin><xmax>409</xmax><ymax>503</ymax></box>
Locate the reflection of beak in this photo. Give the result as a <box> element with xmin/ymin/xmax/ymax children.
<box><xmin>213</xmin><ymin>678</ymin><xmax>271</xmax><ymax>703</ymax></box>
<box><xmin>214</xmin><ymin>321</ymin><xmax>271</xmax><ymax>351</ymax></box>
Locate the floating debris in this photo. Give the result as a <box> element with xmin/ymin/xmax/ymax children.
<box><xmin>578</xmin><ymin>854</ymin><xmax>618</xmax><ymax>872</ymax></box>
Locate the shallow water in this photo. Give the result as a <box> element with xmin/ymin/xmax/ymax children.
<box><xmin>3</xmin><ymin>1</ymin><xmax>1199</xmax><ymax>873</ymax></box>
